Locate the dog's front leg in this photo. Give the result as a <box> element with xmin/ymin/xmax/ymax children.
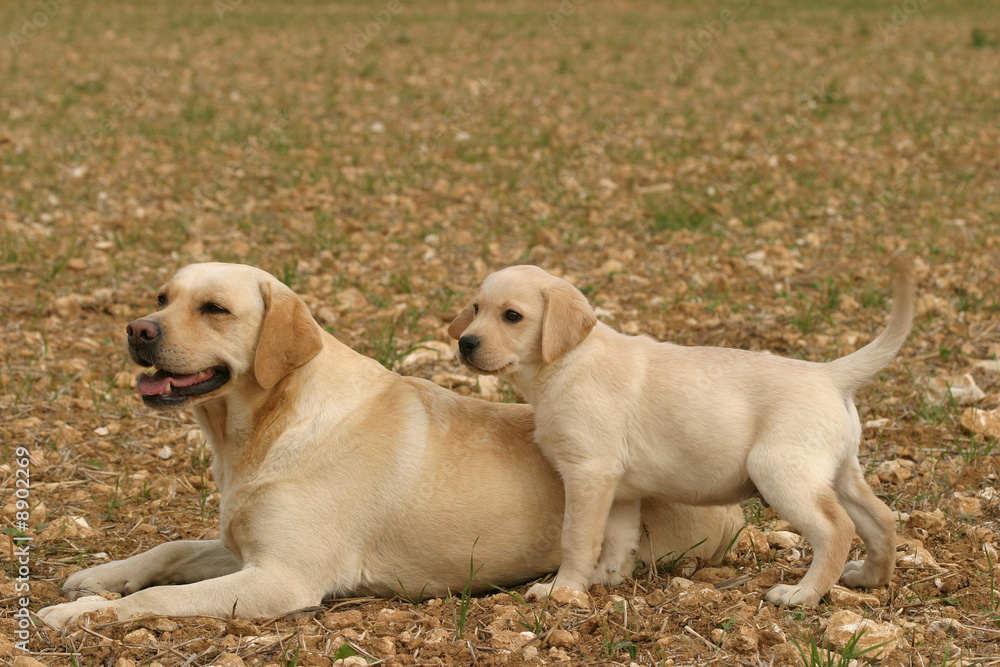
<box><xmin>595</xmin><ymin>499</ymin><xmax>641</xmax><ymax>585</ymax></box>
<box><xmin>526</xmin><ymin>465</ymin><xmax>619</xmax><ymax>600</ymax></box>
<box><xmin>38</xmin><ymin>562</ymin><xmax>318</xmax><ymax>630</ymax></box>
<box><xmin>60</xmin><ymin>540</ymin><xmax>240</xmax><ymax>601</ymax></box>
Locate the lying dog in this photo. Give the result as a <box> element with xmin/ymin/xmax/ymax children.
<box><xmin>449</xmin><ymin>257</ymin><xmax>914</xmax><ymax>606</ymax></box>
<box><xmin>38</xmin><ymin>263</ymin><xmax>742</xmax><ymax>628</ymax></box>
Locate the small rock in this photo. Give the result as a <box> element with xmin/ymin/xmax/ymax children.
<box><xmin>157</xmin><ymin>445</ymin><xmax>173</xmax><ymax>460</ymax></box>
<box><xmin>896</xmin><ymin>545</ymin><xmax>940</xmax><ymax>569</ymax></box>
<box><xmin>691</xmin><ymin>566</ymin><xmax>737</xmax><ymax>585</ymax></box>
<box><xmin>766</xmin><ymin>530</ymin><xmax>802</xmax><ymax>549</ymax></box>
<box><xmin>333</xmin><ymin>657</ymin><xmax>367</xmax><ymax>667</ymax></box>
<box><xmin>906</xmin><ymin>509</ymin><xmax>946</xmax><ymax>534</ymax></box>
<box><xmin>397</xmin><ymin>340</ymin><xmax>453</xmax><ymax>369</ymax></box>
<box><xmin>826</xmin><ymin>586</ymin><xmax>880</xmax><ymax>608</ymax></box>
<box><xmin>12</xmin><ymin>658</ymin><xmax>49</xmax><ymax>667</ymax></box>
<box><xmin>547</xmin><ymin>629</ymin><xmax>578</xmax><ymax>648</ymax></box>
<box><xmin>677</xmin><ymin>584</ymin><xmax>723</xmax><ymax>607</ymax></box>
<box><xmin>973</xmin><ymin>359</ymin><xmax>1000</xmax><ymax>373</ymax></box>
<box><xmin>740</xmin><ymin>524</ymin><xmax>771</xmax><ymax>559</ymax></box>
<box><xmin>522</xmin><ymin>645</ymin><xmax>539</xmax><ymax>660</ymax></box>
<box><xmin>549</xmin><ymin>587</ymin><xmax>591</xmax><ymax>608</ymax></box>
<box><xmin>211</xmin><ymin>655</ymin><xmax>246</xmax><ymax>667</ymax></box>
<box><xmin>947</xmin><ymin>492</ymin><xmax>981</xmax><ymax>516</ymax></box>
<box><xmin>824</xmin><ymin>609</ymin><xmax>902</xmax><ymax>654</ymax></box>
<box><xmin>491</xmin><ymin>629</ymin><xmax>531</xmax><ymax>650</ymax></box>
<box><xmin>431</xmin><ymin>372</ymin><xmax>477</xmax><ymax>391</ymax></box>
<box><xmin>425</xmin><ymin>627</ymin><xmax>450</xmax><ymax>643</ymax></box>
<box><xmin>322</xmin><ymin>610</ymin><xmax>363</xmax><ymax>631</ymax></box>
<box><xmin>144</xmin><ymin>617</ymin><xmax>179</xmax><ymax>632</ymax></box>
<box><xmin>960</xmin><ymin>406</ymin><xmax>1000</xmax><ymax>439</ymax></box>
<box><xmin>723</xmin><ymin>625</ymin><xmax>759</xmax><ymax>653</ymax></box>
<box><xmin>123</xmin><ymin>628</ymin><xmax>158</xmax><ymax>646</ymax></box>
<box><xmin>926</xmin><ymin>373</ymin><xmax>985</xmax><ymax>406</ymax></box>
<box><xmin>874</xmin><ymin>459</ymin><xmax>914</xmax><ymax>485</ymax></box>
<box><xmin>927</xmin><ymin>619</ymin><xmax>966</xmax><ymax>636</ymax></box>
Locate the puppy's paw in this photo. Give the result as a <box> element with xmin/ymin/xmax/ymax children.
<box><xmin>840</xmin><ymin>559</ymin><xmax>890</xmax><ymax>588</ymax></box>
<box><xmin>62</xmin><ymin>561</ymin><xmax>147</xmax><ymax>600</ymax></box>
<box><xmin>37</xmin><ymin>596</ymin><xmax>118</xmax><ymax>630</ymax></box>
<box><xmin>525</xmin><ymin>583</ymin><xmax>590</xmax><ymax>607</ymax></box>
<box><xmin>764</xmin><ymin>584</ymin><xmax>821</xmax><ymax>607</ymax></box>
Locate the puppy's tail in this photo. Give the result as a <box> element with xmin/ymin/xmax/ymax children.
<box><xmin>826</xmin><ymin>253</ymin><xmax>916</xmax><ymax>393</ymax></box>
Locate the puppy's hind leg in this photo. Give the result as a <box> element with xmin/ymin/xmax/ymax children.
<box><xmin>595</xmin><ymin>499</ymin><xmax>641</xmax><ymax>586</ymax></box>
<box><xmin>837</xmin><ymin>458</ymin><xmax>896</xmax><ymax>588</ymax></box>
<box><xmin>750</xmin><ymin>450</ymin><xmax>854</xmax><ymax>607</ymax></box>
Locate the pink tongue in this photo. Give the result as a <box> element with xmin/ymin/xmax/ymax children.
<box><xmin>137</xmin><ymin>369</ymin><xmax>214</xmax><ymax>396</ymax></box>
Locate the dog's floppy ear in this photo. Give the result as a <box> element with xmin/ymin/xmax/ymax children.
<box><xmin>447</xmin><ymin>293</ymin><xmax>478</xmax><ymax>340</ymax></box>
<box><xmin>254</xmin><ymin>281</ymin><xmax>324</xmax><ymax>389</ymax></box>
<box><xmin>541</xmin><ymin>282</ymin><xmax>597</xmax><ymax>364</ymax></box>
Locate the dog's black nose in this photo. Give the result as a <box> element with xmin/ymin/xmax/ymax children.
<box><xmin>458</xmin><ymin>334</ymin><xmax>480</xmax><ymax>357</ymax></box>
<box><xmin>127</xmin><ymin>319</ymin><xmax>161</xmax><ymax>347</ymax></box>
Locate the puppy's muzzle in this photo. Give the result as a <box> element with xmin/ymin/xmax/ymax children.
<box><xmin>458</xmin><ymin>334</ymin><xmax>480</xmax><ymax>360</ymax></box>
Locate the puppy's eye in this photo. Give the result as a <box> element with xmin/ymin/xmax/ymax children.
<box><xmin>201</xmin><ymin>303</ymin><xmax>230</xmax><ymax>315</ymax></box>
<box><xmin>157</xmin><ymin>293</ymin><xmax>167</xmax><ymax>307</ymax></box>
<box><xmin>473</xmin><ymin>304</ymin><xmax>479</xmax><ymax>315</ymax></box>
<box><xmin>504</xmin><ymin>309</ymin><xmax>522</xmax><ymax>323</ymax></box>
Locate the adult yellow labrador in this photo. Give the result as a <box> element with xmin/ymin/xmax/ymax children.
<box><xmin>38</xmin><ymin>263</ymin><xmax>742</xmax><ymax>628</ymax></box>
<box><xmin>449</xmin><ymin>257</ymin><xmax>914</xmax><ymax>606</ymax></box>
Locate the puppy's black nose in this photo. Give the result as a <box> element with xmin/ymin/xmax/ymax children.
<box><xmin>127</xmin><ymin>319</ymin><xmax>161</xmax><ymax>347</ymax></box>
<box><xmin>458</xmin><ymin>334</ymin><xmax>480</xmax><ymax>357</ymax></box>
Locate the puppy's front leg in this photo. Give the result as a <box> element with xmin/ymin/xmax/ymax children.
<box><xmin>526</xmin><ymin>466</ymin><xmax>619</xmax><ymax>600</ymax></box>
<box><xmin>595</xmin><ymin>499</ymin><xmax>641</xmax><ymax>585</ymax></box>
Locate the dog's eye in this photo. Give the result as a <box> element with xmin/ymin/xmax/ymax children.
<box><xmin>201</xmin><ymin>303</ymin><xmax>230</xmax><ymax>315</ymax></box>
<box><xmin>473</xmin><ymin>304</ymin><xmax>479</xmax><ymax>315</ymax></box>
<box><xmin>157</xmin><ymin>293</ymin><xmax>167</xmax><ymax>307</ymax></box>
<box><xmin>504</xmin><ymin>309</ymin><xmax>522</xmax><ymax>323</ymax></box>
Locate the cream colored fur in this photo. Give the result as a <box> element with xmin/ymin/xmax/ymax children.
<box><xmin>38</xmin><ymin>263</ymin><xmax>742</xmax><ymax>628</ymax></box>
<box><xmin>449</xmin><ymin>257</ymin><xmax>915</xmax><ymax>606</ymax></box>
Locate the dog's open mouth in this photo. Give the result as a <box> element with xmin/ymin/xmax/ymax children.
<box><xmin>137</xmin><ymin>366</ymin><xmax>230</xmax><ymax>406</ymax></box>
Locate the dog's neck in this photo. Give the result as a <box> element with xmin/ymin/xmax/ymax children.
<box><xmin>508</xmin><ymin>324</ymin><xmax>612</xmax><ymax>406</ymax></box>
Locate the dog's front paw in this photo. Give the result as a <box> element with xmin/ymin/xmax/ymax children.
<box><xmin>840</xmin><ymin>559</ymin><xmax>890</xmax><ymax>588</ymax></box>
<box><xmin>764</xmin><ymin>584</ymin><xmax>821</xmax><ymax>607</ymax></box>
<box><xmin>525</xmin><ymin>582</ymin><xmax>590</xmax><ymax>607</ymax></box>
<box><xmin>62</xmin><ymin>561</ymin><xmax>148</xmax><ymax>600</ymax></box>
<box><xmin>37</xmin><ymin>596</ymin><xmax>118</xmax><ymax>629</ymax></box>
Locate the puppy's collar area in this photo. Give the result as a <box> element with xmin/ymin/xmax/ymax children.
<box><xmin>137</xmin><ymin>366</ymin><xmax>231</xmax><ymax>406</ymax></box>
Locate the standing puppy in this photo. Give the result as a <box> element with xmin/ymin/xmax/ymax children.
<box><xmin>449</xmin><ymin>257</ymin><xmax>914</xmax><ymax>606</ymax></box>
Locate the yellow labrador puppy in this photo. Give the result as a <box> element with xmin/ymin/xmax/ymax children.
<box><xmin>449</xmin><ymin>257</ymin><xmax>914</xmax><ymax>606</ymax></box>
<box><xmin>38</xmin><ymin>263</ymin><xmax>742</xmax><ymax>628</ymax></box>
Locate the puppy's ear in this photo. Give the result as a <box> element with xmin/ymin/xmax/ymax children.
<box><xmin>254</xmin><ymin>282</ymin><xmax>324</xmax><ymax>389</ymax></box>
<box><xmin>541</xmin><ymin>282</ymin><xmax>597</xmax><ymax>364</ymax></box>
<box><xmin>447</xmin><ymin>294</ymin><xmax>478</xmax><ymax>340</ymax></box>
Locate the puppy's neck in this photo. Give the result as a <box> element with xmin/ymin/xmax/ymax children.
<box><xmin>510</xmin><ymin>323</ymin><xmax>609</xmax><ymax>406</ymax></box>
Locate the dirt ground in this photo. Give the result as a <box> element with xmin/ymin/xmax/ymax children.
<box><xmin>2</xmin><ymin>1</ymin><xmax>999</xmax><ymax>665</ymax></box>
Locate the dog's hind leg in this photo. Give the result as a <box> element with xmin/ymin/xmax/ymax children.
<box><xmin>749</xmin><ymin>446</ymin><xmax>855</xmax><ymax>607</ymax></box>
<box><xmin>837</xmin><ymin>458</ymin><xmax>896</xmax><ymax>588</ymax></box>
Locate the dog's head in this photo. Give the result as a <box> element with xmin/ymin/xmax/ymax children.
<box><xmin>126</xmin><ymin>263</ymin><xmax>323</xmax><ymax>409</ymax></box>
<box><xmin>447</xmin><ymin>265</ymin><xmax>596</xmax><ymax>379</ymax></box>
